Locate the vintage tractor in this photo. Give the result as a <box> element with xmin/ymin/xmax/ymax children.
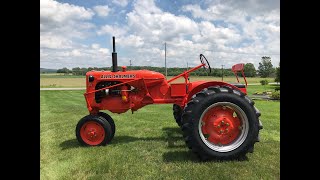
<box><xmin>76</xmin><ymin>37</ymin><xmax>262</xmax><ymax>160</ymax></box>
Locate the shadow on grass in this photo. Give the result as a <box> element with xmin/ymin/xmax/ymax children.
<box><xmin>162</xmin><ymin>151</ymin><xmax>199</xmax><ymax>162</ymax></box>
<box><xmin>162</xmin><ymin>151</ymin><xmax>249</xmax><ymax>163</ymax></box>
<box><xmin>111</xmin><ymin>127</ymin><xmax>184</xmax><ymax>148</ymax></box>
<box><xmin>60</xmin><ymin>126</ymin><xmax>184</xmax><ymax>150</ymax></box>
<box><xmin>60</xmin><ymin>139</ymin><xmax>82</xmax><ymax>150</ymax></box>
<box><xmin>270</xmin><ymin>84</ymin><xmax>280</xmax><ymax>86</ymax></box>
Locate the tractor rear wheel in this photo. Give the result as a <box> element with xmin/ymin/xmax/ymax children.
<box><xmin>76</xmin><ymin>115</ymin><xmax>113</xmax><ymax>146</ymax></box>
<box><xmin>173</xmin><ymin>104</ymin><xmax>182</xmax><ymax>126</ymax></box>
<box><xmin>181</xmin><ymin>86</ymin><xmax>262</xmax><ymax>160</ymax></box>
<box><xmin>98</xmin><ymin>112</ymin><xmax>116</xmax><ymax>139</ymax></box>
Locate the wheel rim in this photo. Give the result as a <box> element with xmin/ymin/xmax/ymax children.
<box><xmin>198</xmin><ymin>102</ymin><xmax>249</xmax><ymax>152</ymax></box>
<box><xmin>80</xmin><ymin>121</ymin><xmax>105</xmax><ymax>145</ymax></box>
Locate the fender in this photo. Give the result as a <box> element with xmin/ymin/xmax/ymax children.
<box><xmin>182</xmin><ymin>81</ymin><xmax>246</xmax><ymax>107</ymax></box>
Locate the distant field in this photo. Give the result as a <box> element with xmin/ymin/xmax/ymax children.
<box><xmin>40</xmin><ymin>75</ymin><xmax>275</xmax><ymax>88</ymax></box>
<box><xmin>40</xmin><ymin>78</ymin><xmax>85</xmax><ymax>88</ymax></box>
<box><xmin>40</xmin><ymin>73</ymin><xmax>84</xmax><ymax>78</ymax></box>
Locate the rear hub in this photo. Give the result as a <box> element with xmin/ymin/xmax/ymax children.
<box><xmin>199</xmin><ymin>102</ymin><xmax>249</xmax><ymax>152</ymax></box>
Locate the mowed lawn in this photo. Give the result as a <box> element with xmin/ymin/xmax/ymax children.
<box><xmin>40</xmin><ymin>90</ymin><xmax>279</xmax><ymax>179</ymax></box>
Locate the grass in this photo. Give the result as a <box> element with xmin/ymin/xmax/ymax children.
<box><xmin>246</xmin><ymin>84</ymin><xmax>279</xmax><ymax>96</ymax></box>
<box><xmin>40</xmin><ymin>90</ymin><xmax>280</xmax><ymax>179</ymax></box>
<box><xmin>40</xmin><ymin>75</ymin><xmax>275</xmax><ymax>88</ymax></box>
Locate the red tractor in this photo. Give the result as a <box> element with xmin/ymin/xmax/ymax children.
<box><xmin>76</xmin><ymin>37</ymin><xmax>262</xmax><ymax>160</ymax></box>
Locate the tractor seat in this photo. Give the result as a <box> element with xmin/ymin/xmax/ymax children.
<box><xmin>230</xmin><ymin>83</ymin><xmax>246</xmax><ymax>88</ymax></box>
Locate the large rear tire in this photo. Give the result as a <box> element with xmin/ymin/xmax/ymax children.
<box><xmin>173</xmin><ymin>104</ymin><xmax>182</xmax><ymax>126</ymax></box>
<box><xmin>181</xmin><ymin>85</ymin><xmax>262</xmax><ymax>160</ymax></box>
<box><xmin>76</xmin><ymin>115</ymin><xmax>113</xmax><ymax>146</ymax></box>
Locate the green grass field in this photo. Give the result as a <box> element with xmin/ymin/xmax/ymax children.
<box><xmin>40</xmin><ymin>90</ymin><xmax>280</xmax><ymax>179</ymax></box>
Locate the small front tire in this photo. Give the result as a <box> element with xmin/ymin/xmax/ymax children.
<box><xmin>98</xmin><ymin>112</ymin><xmax>116</xmax><ymax>139</ymax></box>
<box><xmin>76</xmin><ymin>115</ymin><xmax>113</xmax><ymax>146</ymax></box>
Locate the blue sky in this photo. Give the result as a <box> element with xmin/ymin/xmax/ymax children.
<box><xmin>40</xmin><ymin>0</ymin><xmax>280</xmax><ymax>69</ymax></box>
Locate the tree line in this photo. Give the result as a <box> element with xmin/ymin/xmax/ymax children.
<box><xmin>56</xmin><ymin>56</ymin><xmax>280</xmax><ymax>82</ymax></box>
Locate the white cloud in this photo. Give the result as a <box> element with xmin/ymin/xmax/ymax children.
<box><xmin>91</xmin><ymin>43</ymin><xmax>100</xmax><ymax>49</ymax></box>
<box><xmin>93</xmin><ymin>5</ymin><xmax>110</xmax><ymax>17</ymax></box>
<box><xmin>127</xmin><ymin>0</ymin><xmax>199</xmax><ymax>42</ymax></box>
<box><xmin>40</xmin><ymin>0</ymin><xmax>94</xmax><ymax>23</ymax></box>
<box><xmin>40</xmin><ymin>35</ymin><xmax>72</xmax><ymax>49</ymax></box>
<box><xmin>112</xmin><ymin>0</ymin><xmax>129</xmax><ymax>7</ymax></box>
<box><xmin>40</xmin><ymin>0</ymin><xmax>102</xmax><ymax>68</ymax></box>
<box><xmin>182</xmin><ymin>4</ymin><xmax>214</xmax><ymax>20</ymax></box>
<box><xmin>195</xmin><ymin>21</ymin><xmax>241</xmax><ymax>44</ymax></box>
<box><xmin>118</xmin><ymin>35</ymin><xmax>144</xmax><ymax>47</ymax></box>
<box><xmin>97</xmin><ymin>24</ymin><xmax>128</xmax><ymax>37</ymax></box>
<box><xmin>40</xmin><ymin>0</ymin><xmax>95</xmax><ymax>49</ymax></box>
<box><xmin>41</xmin><ymin>45</ymin><xmax>111</xmax><ymax>69</ymax></box>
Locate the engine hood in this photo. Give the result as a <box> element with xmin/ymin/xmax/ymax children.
<box><xmin>87</xmin><ymin>70</ymin><xmax>165</xmax><ymax>80</ymax></box>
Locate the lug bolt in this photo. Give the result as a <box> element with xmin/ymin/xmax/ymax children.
<box><xmin>226</xmin><ymin>123</ymin><xmax>229</xmax><ymax>126</ymax></box>
<box><xmin>238</xmin><ymin>126</ymin><xmax>242</xmax><ymax>130</ymax></box>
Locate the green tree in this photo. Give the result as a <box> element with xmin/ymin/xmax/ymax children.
<box><xmin>258</xmin><ymin>56</ymin><xmax>274</xmax><ymax>78</ymax></box>
<box><xmin>275</xmin><ymin>62</ymin><xmax>280</xmax><ymax>83</ymax></box>
<box><xmin>244</xmin><ymin>63</ymin><xmax>256</xmax><ymax>77</ymax></box>
<box><xmin>72</xmin><ymin>67</ymin><xmax>81</xmax><ymax>75</ymax></box>
<box><xmin>80</xmin><ymin>67</ymin><xmax>88</xmax><ymax>76</ymax></box>
<box><xmin>57</xmin><ymin>67</ymin><xmax>71</xmax><ymax>74</ymax></box>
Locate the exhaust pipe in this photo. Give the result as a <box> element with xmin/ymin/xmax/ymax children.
<box><xmin>111</xmin><ymin>36</ymin><xmax>118</xmax><ymax>72</ymax></box>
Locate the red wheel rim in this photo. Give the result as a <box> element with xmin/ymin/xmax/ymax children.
<box><xmin>198</xmin><ymin>102</ymin><xmax>249</xmax><ymax>152</ymax></box>
<box><xmin>80</xmin><ymin>121</ymin><xmax>105</xmax><ymax>145</ymax></box>
<box><xmin>201</xmin><ymin>105</ymin><xmax>242</xmax><ymax>145</ymax></box>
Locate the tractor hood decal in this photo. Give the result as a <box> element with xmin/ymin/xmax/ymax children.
<box><xmin>100</xmin><ymin>74</ymin><xmax>136</xmax><ymax>79</ymax></box>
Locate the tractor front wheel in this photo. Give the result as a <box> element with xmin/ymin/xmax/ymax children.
<box><xmin>76</xmin><ymin>115</ymin><xmax>113</xmax><ymax>146</ymax></box>
<box><xmin>98</xmin><ymin>112</ymin><xmax>116</xmax><ymax>139</ymax></box>
<box><xmin>181</xmin><ymin>86</ymin><xmax>262</xmax><ymax>160</ymax></box>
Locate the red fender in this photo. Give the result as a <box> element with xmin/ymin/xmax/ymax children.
<box><xmin>182</xmin><ymin>81</ymin><xmax>246</xmax><ymax>107</ymax></box>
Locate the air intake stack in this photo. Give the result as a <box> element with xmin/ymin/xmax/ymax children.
<box><xmin>111</xmin><ymin>36</ymin><xmax>118</xmax><ymax>72</ymax></box>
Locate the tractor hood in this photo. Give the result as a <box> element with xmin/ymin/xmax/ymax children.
<box><xmin>87</xmin><ymin>69</ymin><xmax>166</xmax><ymax>88</ymax></box>
<box><xmin>87</xmin><ymin>69</ymin><xmax>165</xmax><ymax>81</ymax></box>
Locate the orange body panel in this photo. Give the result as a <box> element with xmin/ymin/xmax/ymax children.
<box><xmin>170</xmin><ymin>83</ymin><xmax>187</xmax><ymax>97</ymax></box>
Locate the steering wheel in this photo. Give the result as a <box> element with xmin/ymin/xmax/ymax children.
<box><xmin>200</xmin><ymin>54</ymin><xmax>212</xmax><ymax>74</ymax></box>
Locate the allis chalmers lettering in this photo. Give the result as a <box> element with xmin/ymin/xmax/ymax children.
<box><xmin>100</xmin><ymin>74</ymin><xmax>136</xmax><ymax>79</ymax></box>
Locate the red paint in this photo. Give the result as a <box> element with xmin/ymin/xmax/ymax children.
<box><xmin>171</xmin><ymin>83</ymin><xmax>187</xmax><ymax>97</ymax></box>
<box><xmin>232</xmin><ymin>63</ymin><xmax>248</xmax><ymax>87</ymax></box>
<box><xmin>80</xmin><ymin>121</ymin><xmax>105</xmax><ymax>145</ymax></box>
<box><xmin>201</xmin><ymin>106</ymin><xmax>241</xmax><ymax>145</ymax></box>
